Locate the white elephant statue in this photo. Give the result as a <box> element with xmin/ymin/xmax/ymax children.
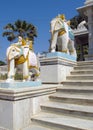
<box><xmin>6</xmin><ymin>43</ymin><xmax>40</xmax><ymax>82</ymax></box>
<box><xmin>50</xmin><ymin>14</ymin><xmax>77</xmax><ymax>57</ymax></box>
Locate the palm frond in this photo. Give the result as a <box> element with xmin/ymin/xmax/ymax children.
<box><xmin>2</xmin><ymin>19</ymin><xmax>37</xmax><ymax>42</ymax></box>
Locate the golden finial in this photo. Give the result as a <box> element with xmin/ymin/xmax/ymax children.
<box><xmin>22</xmin><ymin>38</ymin><xmax>26</xmax><ymax>46</ymax></box>
<box><xmin>59</xmin><ymin>14</ymin><xmax>65</xmax><ymax>20</ymax></box>
<box><xmin>25</xmin><ymin>37</ymin><xmax>33</xmax><ymax>50</ymax></box>
<box><xmin>29</xmin><ymin>40</ymin><xmax>33</xmax><ymax>50</ymax></box>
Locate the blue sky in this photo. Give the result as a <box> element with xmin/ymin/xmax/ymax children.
<box><xmin>0</xmin><ymin>0</ymin><xmax>85</xmax><ymax>61</ymax></box>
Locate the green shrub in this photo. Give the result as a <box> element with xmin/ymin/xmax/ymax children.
<box><xmin>0</xmin><ymin>74</ymin><xmax>7</xmax><ymax>80</ymax></box>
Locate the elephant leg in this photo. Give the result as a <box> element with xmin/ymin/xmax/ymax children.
<box><xmin>50</xmin><ymin>32</ymin><xmax>58</xmax><ymax>52</ymax></box>
<box><xmin>30</xmin><ymin>67</ymin><xmax>40</xmax><ymax>81</ymax></box>
<box><xmin>33</xmin><ymin>67</ymin><xmax>40</xmax><ymax>81</ymax></box>
<box><xmin>58</xmin><ymin>34</ymin><xmax>69</xmax><ymax>53</ymax></box>
<box><xmin>23</xmin><ymin>61</ymin><xmax>29</xmax><ymax>81</ymax></box>
<box><xmin>6</xmin><ymin>59</ymin><xmax>15</xmax><ymax>82</ymax></box>
<box><xmin>68</xmin><ymin>39</ymin><xmax>77</xmax><ymax>57</ymax></box>
<box><xmin>34</xmin><ymin>68</ymin><xmax>40</xmax><ymax>81</ymax></box>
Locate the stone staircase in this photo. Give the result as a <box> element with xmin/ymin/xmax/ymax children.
<box><xmin>23</xmin><ymin>61</ymin><xmax>93</xmax><ymax>130</ymax></box>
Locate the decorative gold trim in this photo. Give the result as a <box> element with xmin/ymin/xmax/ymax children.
<box><xmin>22</xmin><ymin>39</ymin><xmax>26</xmax><ymax>46</ymax></box>
<box><xmin>23</xmin><ymin>75</ymin><xmax>29</xmax><ymax>80</ymax></box>
<box><xmin>29</xmin><ymin>41</ymin><xmax>33</xmax><ymax>50</ymax></box>
<box><xmin>35</xmin><ymin>73</ymin><xmax>40</xmax><ymax>77</ymax></box>
<box><xmin>61</xmin><ymin>50</ymin><xmax>68</xmax><ymax>53</ymax></box>
<box><xmin>69</xmin><ymin>50</ymin><xmax>74</xmax><ymax>53</ymax></box>
<box><xmin>15</xmin><ymin>55</ymin><xmax>28</xmax><ymax>65</ymax></box>
<box><xmin>58</xmin><ymin>30</ymin><xmax>66</xmax><ymax>36</ymax></box>
<box><xmin>59</xmin><ymin>14</ymin><xmax>65</xmax><ymax>20</ymax></box>
<box><xmin>29</xmin><ymin>66</ymin><xmax>39</xmax><ymax>70</ymax></box>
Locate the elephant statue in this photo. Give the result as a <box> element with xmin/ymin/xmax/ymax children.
<box><xmin>6</xmin><ymin>39</ymin><xmax>40</xmax><ymax>82</ymax></box>
<box><xmin>49</xmin><ymin>14</ymin><xmax>77</xmax><ymax>57</ymax></box>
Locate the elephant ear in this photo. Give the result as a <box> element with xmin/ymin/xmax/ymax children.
<box><xmin>51</xmin><ymin>18</ymin><xmax>63</xmax><ymax>32</ymax></box>
<box><xmin>6</xmin><ymin>46</ymin><xmax>20</xmax><ymax>60</ymax></box>
<box><xmin>54</xmin><ymin>22</ymin><xmax>62</xmax><ymax>31</ymax></box>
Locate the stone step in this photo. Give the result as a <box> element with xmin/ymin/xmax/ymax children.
<box><xmin>41</xmin><ymin>101</ymin><xmax>93</xmax><ymax>119</ymax></box>
<box><xmin>22</xmin><ymin>124</ymin><xmax>53</xmax><ymax>130</ymax></box>
<box><xmin>66</xmin><ymin>75</ymin><xmax>93</xmax><ymax>80</ymax></box>
<box><xmin>71</xmin><ymin>70</ymin><xmax>93</xmax><ymax>75</ymax></box>
<box><xmin>28</xmin><ymin>61</ymin><xmax>93</xmax><ymax>130</ymax></box>
<box><xmin>57</xmin><ymin>86</ymin><xmax>93</xmax><ymax>93</ymax></box>
<box><xmin>74</xmin><ymin>65</ymin><xmax>93</xmax><ymax>70</ymax></box>
<box><xmin>49</xmin><ymin>92</ymin><xmax>93</xmax><ymax>105</ymax></box>
<box><xmin>63</xmin><ymin>80</ymin><xmax>93</xmax><ymax>86</ymax></box>
<box><xmin>77</xmin><ymin>61</ymin><xmax>93</xmax><ymax>66</ymax></box>
<box><xmin>31</xmin><ymin>112</ymin><xmax>93</xmax><ymax>130</ymax></box>
<box><xmin>57</xmin><ymin>85</ymin><xmax>93</xmax><ymax>89</ymax></box>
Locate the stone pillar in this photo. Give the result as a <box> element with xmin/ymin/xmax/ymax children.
<box><xmin>86</xmin><ymin>5</ymin><xmax>93</xmax><ymax>59</ymax></box>
<box><xmin>77</xmin><ymin>0</ymin><xmax>93</xmax><ymax>60</ymax></box>
<box><xmin>80</xmin><ymin>43</ymin><xmax>84</xmax><ymax>61</ymax></box>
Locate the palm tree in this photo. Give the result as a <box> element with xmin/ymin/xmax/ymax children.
<box><xmin>0</xmin><ymin>60</ymin><xmax>6</xmax><ymax>66</ymax></box>
<box><xmin>2</xmin><ymin>20</ymin><xmax>37</xmax><ymax>43</ymax></box>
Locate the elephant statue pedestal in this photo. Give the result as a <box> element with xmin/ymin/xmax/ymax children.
<box><xmin>40</xmin><ymin>52</ymin><xmax>77</xmax><ymax>84</ymax></box>
<box><xmin>0</xmin><ymin>82</ymin><xmax>56</xmax><ymax>130</ymax></box>
<box><xmin>0</xmin><ymin>80</ymin><xmax>42</xmax><ymax>88</ymax></box>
